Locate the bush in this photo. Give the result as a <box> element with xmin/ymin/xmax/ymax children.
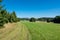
<box><xmin>47</xmin><ymin>19</ymin><xmax>50</xmax><ymax>23</ymax></box>
<box><xmin>0</xmin><ymin>17</ymin><xmax>4</xmax><ymax>26</ymax></box>
<box><xmin>29</xmin><ymin>17</ymin><xmax>36</xmax><ymax>22</ymax></box>
<box><xmin>17</xmin><ymin>18</ymin><xmax>20</xmax><ymax>22</ymax></box>
<box><xmin>53</xmin><ymin>16</ymin><xmax>60</xmax><ymax>23</ymax></box>
<box><xmin>3</xmin><ymin>18</ymin><xmax>8</xmax><ymax>23</ymax></box>
<box><xmin>0</xmin><ymin>17</ymin><xmax>8</xmax><ymax>27</ymax></box>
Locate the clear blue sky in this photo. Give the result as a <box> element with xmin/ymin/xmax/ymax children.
<box><xmin>2</xmin><ymin>0</ymin><xmax>60</xmax><ymax>18</ymax></box>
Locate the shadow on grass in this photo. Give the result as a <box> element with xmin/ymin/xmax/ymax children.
<box><xmin>0</xmin><ymin>26</ymin><xmax>5</xmax><ymax>29</ymax></box>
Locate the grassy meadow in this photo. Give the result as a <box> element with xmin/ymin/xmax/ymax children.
<box><xmin>21</xmin><ymin>21</ymin><xmax>60</xmax><ymax>40</ymax></box>
<box><xmin>0</xmin><ymin>21</ymin><xmax>60</xmax><ymax>40</ymax></box>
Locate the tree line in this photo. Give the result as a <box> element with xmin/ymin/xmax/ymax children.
<box><xmin>0</xmin><ymin>10</ymin><xmax>20</xmax><ymax>26</ymax></box>
<box><xmin>20</xmin><ymin>16</ymin><xmax>60</xmax><ymax>23</ymax></box>
<box><xmin>0</xmin><ymin>0</ymin><xmax>20</xmax><ymax>27</ymax></box>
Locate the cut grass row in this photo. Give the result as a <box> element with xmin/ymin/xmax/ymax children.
<box><xmin>21</xmin><ymin>21</ymin><xmax>60</xmax><ymax>40</ymax></box>
<box><xmin>0</xmin><ymin>22</ymin><xmax>31</xmax><ymax>40</ymax></box>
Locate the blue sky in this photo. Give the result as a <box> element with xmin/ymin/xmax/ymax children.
<box><xmin>2</xmin><ymin>0</ymin><xmax>60</xmax><ymax>18</ymax></box>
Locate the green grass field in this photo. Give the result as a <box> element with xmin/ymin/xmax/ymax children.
<box><xmin>21</xmin><ymin>21</ymin><xmax>60</xmax><ymax>40</ymax></box>
<box><xmin>0</xmin><ymin>21</ymin><xmax>60</xmax><ymax>40</ymax></box>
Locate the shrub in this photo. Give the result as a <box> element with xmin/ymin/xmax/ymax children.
<box><xmin>0</xmin><ymin>17</ymin><xmax>4</xmax><ymax>26</ymax></box>
<box><xmin>47</xmin><ymin>19</ymin><xmax>50</xmax><ymax>23</ymax></box>
<box><xmin>29</xmin><ymin>17</ymin><xmax>36</xmax><ymax>22</ymax></box>
<box><xmin>15</xmin><ymin>18</ymin><xmax>20</xmax><ymax>22</ymax></box>
<box><xmin>3</xmin><ymin>18</ymin><xmax>8</xmax><ymax>23</ymax></box>
<box><xmin>53</xmin><ymin>16</ymin><xmax>60</xmax><ymax>23</ymax></box>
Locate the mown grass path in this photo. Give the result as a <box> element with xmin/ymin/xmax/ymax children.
<box><xmin>0</xmin><ymin>22</ymin><xmax>31</xmax><ymax>40</ymax></box>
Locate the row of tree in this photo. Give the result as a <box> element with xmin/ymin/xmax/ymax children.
<box><xmin>32</xmin><ymin>16</ymin><xmax>60</xmax><ymax>23</ymax></box>
<box><xmin>0</xmin><ymin>10</ymin><xmax>20</xmax><ymax>26</ymax></box>
<box><xmin>0</xmin><ymin>0</ymin><xmax>20</xmax><ymax>27</ymax></box>
<box><xmin>20</xmin><ymin>16</ymin><xmax>60</xmax><ymax>23</ymax></box>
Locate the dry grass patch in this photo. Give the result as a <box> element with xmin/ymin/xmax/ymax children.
<box><xmin>0</xmin><ymin>22</ymin><xmax>31</xmax><ymax>40</ymax></box>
